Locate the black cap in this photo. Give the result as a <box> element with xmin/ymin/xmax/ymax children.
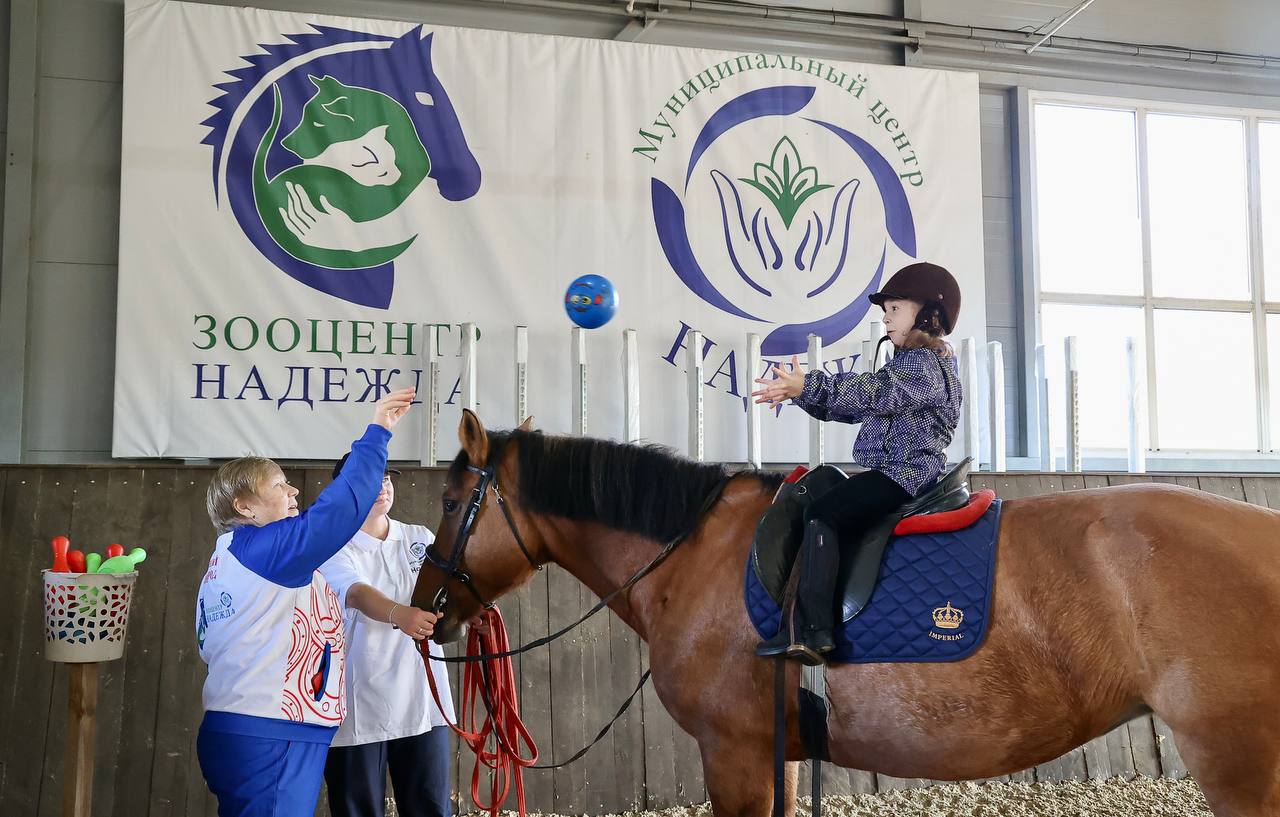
<box><xmin>332</xmin><ymin>452</ymin><xmax>402</xmax><ymax>481</ymax></box>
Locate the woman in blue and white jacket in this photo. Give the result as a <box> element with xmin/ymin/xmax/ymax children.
<box><xmin>752</xmin><ymin>262</ymin><xmax>963</xmax><ymax>666</ymax></box>
<box><xmin>195</xmin><ymin>387</ymin><xmax>423</xmax><ymax>817</ymax></box>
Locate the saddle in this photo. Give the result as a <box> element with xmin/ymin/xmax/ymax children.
<box><xmin>750</xmin><ymin>458</ymin><xmax>986</xmax><ymax>623</ymax></box>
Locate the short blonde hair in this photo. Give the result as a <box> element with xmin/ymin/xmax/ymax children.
<box><xmin>206</xmin><ymin>457</ymin><xmax>281</xmax><ymax>534</ymax></box>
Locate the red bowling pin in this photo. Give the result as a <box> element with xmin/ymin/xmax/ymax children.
<box><xmin>51</xmin><ymin>536</ymin><xmax>70</xmax><ymax>572</ymax></box>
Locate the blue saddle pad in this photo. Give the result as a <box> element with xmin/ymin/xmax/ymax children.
<box><xmin>744</xmin><ymin>500</ymin><xmax>1002</xmax><ymax>663</ymax></box>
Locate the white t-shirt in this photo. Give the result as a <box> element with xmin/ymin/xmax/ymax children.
<box><xmin>319</xmin><ymin>520</ymin><xmax>456</xmax><ymax>746</ymax></box>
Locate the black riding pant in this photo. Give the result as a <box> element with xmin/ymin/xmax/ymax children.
<box><xmin>804</xmin><ymin>468</ymin><xmax>911</xmax><ymax>545</ymax></box>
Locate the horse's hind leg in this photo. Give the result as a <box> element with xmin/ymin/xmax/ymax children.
<box><xmin>1162</xmin><ymin>720</ymin><xmax>1280</xmax><ymax>816</ymax></box>
<box><xmin>699</xmin><ymin>737</ymin><xmax>796</xmax><ymax>817</ymax></box>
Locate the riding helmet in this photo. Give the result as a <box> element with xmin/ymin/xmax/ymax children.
<box><xmin>868</xmin><ymin>262</ymin><xmax>961</xmax><ymax>335</ymax></box>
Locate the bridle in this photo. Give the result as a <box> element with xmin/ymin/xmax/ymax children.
<box><xmin>423</xmin><ymin>449</ymin><xmax>539</xmax><ymax>616</ymax></box>
<box><xmin>418</xmin><ymin>442</ymin><xmax>731</xmax><ymax>662</ymax></box>
<box><xmin>415</xmin><ymin>442</ymin><xmax>733</xmax><ymax>784</ymax></box>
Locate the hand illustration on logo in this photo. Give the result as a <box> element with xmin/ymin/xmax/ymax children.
<box><xmin>710</xmin><ymin>136</ymin><xmax>861</xmax><ymax>301</ymax></box>
<box><xmin>279</xmin><ymin>181</ymin><xmax>415</xmax><ymax>253</ymax></box>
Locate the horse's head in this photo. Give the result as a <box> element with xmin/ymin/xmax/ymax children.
<box><xmin>413</xmin><ymin>410</ymin><xmax>542</xmax><ymax>642</ymax></box>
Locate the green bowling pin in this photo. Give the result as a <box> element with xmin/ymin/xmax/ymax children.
<box><xmin>96</xmin><ymin>547</ymin><xmax>146</xmax><ymax>574</ymax></box>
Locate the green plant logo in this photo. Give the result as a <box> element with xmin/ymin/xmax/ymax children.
<box><xmin>738</xmin><ymin>137</ymin><xmax>833</xmax><ymax>229</ymax></box>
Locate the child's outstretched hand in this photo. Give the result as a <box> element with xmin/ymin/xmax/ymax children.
<box><xmin>374</xmin><ymin>387</ymin><xmax>416</xmax><ymax>431</ymax></box>
<box><xmin>751</xmin><ymin>356</ymin><xmax>806</xmax><ymax>406</ymax></box>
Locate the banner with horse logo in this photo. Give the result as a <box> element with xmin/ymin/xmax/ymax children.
<box><xmin>116</xmin><ymin>0</ymin><xmax>985</xmax><ymax>461</ymax></box>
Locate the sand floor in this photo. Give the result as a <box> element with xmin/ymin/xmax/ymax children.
<box><xmin>460</xmin><ymin>777</ymin><xmax>1212</xmax><ymax>817</ymax></box>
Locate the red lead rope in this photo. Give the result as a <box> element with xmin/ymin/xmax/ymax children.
<box><xmin>421</xmin><ymin>607</ymin><xmax>538</xmax><ymax>817</ymax></box>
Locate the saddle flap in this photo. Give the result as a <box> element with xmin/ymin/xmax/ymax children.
<box><xmin>836</xmin><ymin>459</ymin><xmax>973</xmax><ymax>622</ymax></box>
<box><xmin>752</xmin><ymin>460</ymin><xmax>975</xmax><ymax>617</ymax></box>
<box><xmin>751</xmin><ymin>464</ymin><xmax>847</xmax><ymax>603</ymax></box>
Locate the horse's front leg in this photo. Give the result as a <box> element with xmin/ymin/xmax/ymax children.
<box><xmin>699</xmin><ymin>734</ymin><xmax>797</xmax><ymax>817</ymax></box>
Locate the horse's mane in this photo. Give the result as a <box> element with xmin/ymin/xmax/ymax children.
<box><xmin>449</xmin><ymin>430</ymin><xmax>784</xmax><ymax>544</ymax></box>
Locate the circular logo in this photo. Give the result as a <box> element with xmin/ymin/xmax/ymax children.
<box><xmin>650</xmin><ymin>84</ymin><xmax>917</xmax><ymax>356</ymax></box>
<box><xmin>409</xmin><ymin>540</ymin><xmax>428</xmax><ymax>571</ymax></box>
<box><xmin>202</xmin><ymin>26</ymin><xmax>481</xmax><ymax>307</ymax></box>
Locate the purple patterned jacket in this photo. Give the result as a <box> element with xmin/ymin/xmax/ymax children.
<box><xmin>792</xmin><ymin>346</ymin><xmax>962</xmax><ymax>496</ymax></box>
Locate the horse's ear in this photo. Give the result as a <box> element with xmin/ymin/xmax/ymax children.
<box><xmin>459</xmin><ymin>409</ymin><xmax>489</xmax><ymax>465</ymax></box>
<box><xmin>517</xmin><ymin>415</ymin><xmax>535</xmax><ymax>432</ymax></box>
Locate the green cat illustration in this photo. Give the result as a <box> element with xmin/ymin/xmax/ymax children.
<box><xmin>253</xmin><ymin>75</ymin><xmax>431</xmax><ymax>269</ymax></box>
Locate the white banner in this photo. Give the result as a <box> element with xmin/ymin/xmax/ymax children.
<box><xmin>116</xmin><ymin>0</ymin><xmax>986</xmax><ymax>462</ymax></box>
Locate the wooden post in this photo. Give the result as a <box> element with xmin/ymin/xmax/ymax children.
<box><xmin>1065</xmin><ymin>336</ymin><xmax>1081</xmax><ymax>472</ymax></box>
<box><xmin>746</xmin><ymin>333</ymin><xmax>762</xmax><ymax>468</ymax></box>
<box><xmin>623</xmin><ymin>329</ymin><xmax>640</xmax><ymax>443</ymax></box>
<box><xmin>807</xmin><ymin>334</ymin><xmax>824</xmax><ymax>469</ymax></box>
<box><xmin>1126</xmin><ymin>336</ymin><xmax>1147</xmax><ymax>473</ymax></box>
<box><xmin>419</xmin><ymin>325</ymin><xmax>440</xmax><ymax>467</ymax></box>
<box><xmin>572</xmin><ymin>327</ymin><xmax>587</xmax><ymax>436</ymax></box>
<box><xmin>687</xmin><ymin>330</ymin><xmax>705</xmax><ymax>460</ymax></box>
<box><xmin>63</xmin><ymin>663</ymin><xmax>99</xmax><ymax>817</ymax></box>
<box><xmin>959</xmin><ymin>338</ymin><xmax>981</xmax><ymax>467</ymax></box>
<box><xmin>460</xmin><ymin>321</ymin><xmax>478</xmax><ymax>414</ymax></box>
<box><xmin>514</xmin><ymin>325</ymin><xmax>528</xmax><ymax>427</ymax></box>
<box><xmin>987</xmin><ymin>341</ymin><xmax>1006</xmax><ymax>472</ymax></box>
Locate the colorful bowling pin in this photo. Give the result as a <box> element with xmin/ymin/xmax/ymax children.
<box><xmin>96</xmin><ymin>547</ymin><xmax>146</xmax><ymax>574</ymax></box>
<box><xmin>51</xmin><ymin>536</ymin><xmax>70</xmax><ymax>572</ymax></box>
<box><xmin>85</xmin><ymin>552</ymin><xmax>102</xmax><ymax>574</ymax></box>
<box><xmin>67</xmin><ymin>550</ymin><xmax>86</xmax><ymax>573</ymax></box>
<box><xmin>107</xmin><ymin>544</ymin><xmax>124</xmax><ymax>559</ymax></box>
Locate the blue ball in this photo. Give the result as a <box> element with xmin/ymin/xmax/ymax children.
<box><xmin>564</xmin><ymin>274</ymin><xmax>619</xmax><ymax>329</ymax></box>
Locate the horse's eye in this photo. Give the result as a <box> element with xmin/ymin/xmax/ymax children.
<box><xmin>443</xmin><ymin>498</ymin><xmax>459</xmax><ymax>514</ymax></box>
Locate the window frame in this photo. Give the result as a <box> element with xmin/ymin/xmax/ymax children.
<box><xmin>1027</xmin><ymin>90</ymin><xmax>1280</xmax><ymax>459</ymax></box>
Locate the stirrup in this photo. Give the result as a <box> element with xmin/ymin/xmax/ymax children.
<box><xmin>784</xmin><ymin>643</ymin><xmax>827</xmax><ymax>666</ymax></box>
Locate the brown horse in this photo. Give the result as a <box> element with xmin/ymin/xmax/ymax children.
<box><xmin>413</xmin><ymin>411</ymin><xmax>1280</xmax><ymax>817</ymax></box>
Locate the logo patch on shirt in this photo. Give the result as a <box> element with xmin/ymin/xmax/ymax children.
<box><xmin>196</xmin><ymin>592</ymin><xmax>236</xmax><ymax>649</ymax></box>
<box><xmin>409</xmin><ymin>541</ymin><xmax>428</xmax><ymax>573</ymax></box>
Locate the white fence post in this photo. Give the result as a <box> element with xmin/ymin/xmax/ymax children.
<box><xmin>460</xmin><ymin>321</ymin><xmax>478</xmax><ymax>415</ymax></box>
<box><xmin>514</xmin><ymin>325</ymin><xmax>528</xmax><ymax>427</ymax></box>
<box><xmin>869</xmin><ymin>321</ymin><xmax>887</xmax><ymax>371</ymax></box>
<box><xmin>571</xmin><ymin>327</ymin><xmax>587</xmax><ymax>436</ymax></box>
<box><xmin>747</xmin><ymin>333</ymin><xmax>762</xmax><ymax>468</ymax></box>
<box><xmin>1065</xmin><ymin>336</ymin><xmax>1081</xmax><ymax>472</ymax></box>
<box><xmin>419</xmin><ymin>325</ymin><xmax>440</xmax><ymax>467</ymax></box>
<box><xmin>1035</xmin><ymin>343</ymin><xmax>1052</xmax><ymax>471</ymax></box>
<box><xmin>959</xmin><ymin>337</ymin><xmax>981</xmax><ymax>468</ymax></box>
<box><xmin>1126</xmin><ymin>336</ymin><xmax>1147</xmax><ymax>474</ymax></box>
<box><xmin>623</xmin><ymin>328</ymin><xmax>640</xmax><ymax>443</ymax></box>
<box><xmin>807</xmin><ymin>334</ymin><xmax>824</xmax><ymax>469</ymax></box>
<box><xmin>687</xmin><ymin>330</ymin><xmax>705</xmax><ymax>460</ymax></box>
<box><xmin>987</xmin><ymin>341</ymin><xmax>1006</xmax><ymax>472</ymax></box>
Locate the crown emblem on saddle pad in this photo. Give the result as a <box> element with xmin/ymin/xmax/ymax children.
<box><xmin>931</xmin><ymin>601</ymin><xmax>964</xmax><ymax>630</ymax></box>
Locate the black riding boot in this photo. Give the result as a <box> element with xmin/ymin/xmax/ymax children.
<box><xmin>756</xmin><ymin>519</ymin><xmax>839</xmax><ymax>665</ymax></box>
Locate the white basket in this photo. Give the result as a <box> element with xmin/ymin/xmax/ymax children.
<box><xmin>43</xmin><ymin>570</ymin><xmax>138</xmax><ymax>663</ymax></box>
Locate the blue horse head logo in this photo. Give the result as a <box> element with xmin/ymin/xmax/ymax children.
<box><xmin>202</xmin><ymin>26</ymin><xmax>481</xmax><ymax>308</ymax></box>
<box><xmin>651</xmin><ymin>85</ymin><xmax>917</xmax><ymax>356</ymax></box>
